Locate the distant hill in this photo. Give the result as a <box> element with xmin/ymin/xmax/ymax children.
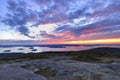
<box><xmin>86</xmin><ymin>47</ymin><xmax>120</xmax><ymax>54</ymax></box>
<box><xmin>72</xmin><ymin>47</ymin><xmax>120</xmax><ymax>62</ymax></box>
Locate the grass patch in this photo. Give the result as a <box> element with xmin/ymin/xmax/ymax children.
<box><xmin>72</xmin><ymin>55</ymin><xmax>100</xmax><ymax>62</ymax></box>
<box><xmin>71</xmin><ymin>51</ymin><xmax>120</xmax><ymax>62</ymax></box>
<box><xmin>35</xmin><ymin>66</ymin><xmax>57</xmax><ymax>77</ymax></box>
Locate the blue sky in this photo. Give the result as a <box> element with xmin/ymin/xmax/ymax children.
<box><xmin>0</xmin><ymin>0</ymin><xmax>120</xmax><ymax>45</ymax></box>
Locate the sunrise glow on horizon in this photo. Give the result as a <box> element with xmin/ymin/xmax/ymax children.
<box><xmin>39</xmin><ymin>38</ymin><xmax>120</xmax><ymax>45</ymax></box>
<box><xmin>64</xmin><ymin>38</ymin><xmax>120</xmax><ymax>45</ymax></box>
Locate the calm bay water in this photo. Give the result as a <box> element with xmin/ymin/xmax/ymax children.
<box><xmin>0</xmin><ymin>45</ymin><xmax>120</xmax><ymax>53</ymax></box>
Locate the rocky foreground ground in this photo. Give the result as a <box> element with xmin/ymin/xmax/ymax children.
<box><xmin>0</xmin><ymin>47</ymin><xmax>120</xmax><ymax>80</ymax></box>
<box><xmin>0</xmin><ymin>56</ymin><xmax>120</xmax><ymax>80</ymax></box>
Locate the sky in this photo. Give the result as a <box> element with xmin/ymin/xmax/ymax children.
<box><xmin>0</xmin><ymin>0</ymin><xmax>120</xmax><ymax>45</ymax></box>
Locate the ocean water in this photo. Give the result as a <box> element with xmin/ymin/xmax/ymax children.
<box><xmin>0</xmin><ymin>45</ymin><xmax>120</xmax><ymax>53</ymax></box>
